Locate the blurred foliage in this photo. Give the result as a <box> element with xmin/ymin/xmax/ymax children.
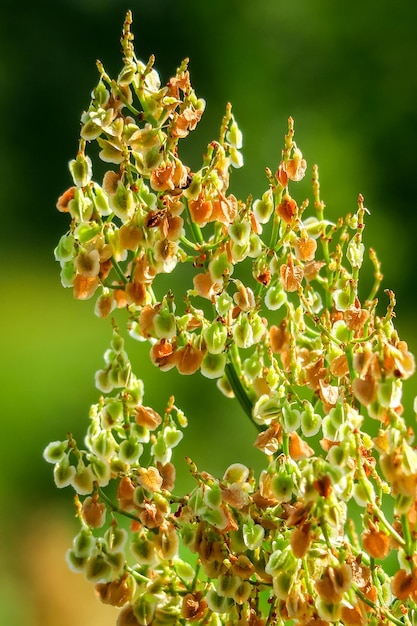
<box><xmin>1</xmin><ymin>0</ymin><xmax>417</xmax><ymax>624</ymax></box>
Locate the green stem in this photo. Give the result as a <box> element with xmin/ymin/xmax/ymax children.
<box><xmin>98</xmin><ymin>487</ymin><xmax>142</xmax><ymax>524</ymax></box>
<box><xmin>353</xmin><ymin>585</ymin><xmax>405</xmax><ymax>626</ymax></box>
<box><xmin>225</xmin><ymin>348</ymin><xmax>260</xmax><ymax>431</ymax></box>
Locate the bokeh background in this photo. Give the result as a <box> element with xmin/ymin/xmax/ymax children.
<box><xmin>1</xmin><ymin>0</ymin><xmax>417</xmax><ymax>624</ymax></box>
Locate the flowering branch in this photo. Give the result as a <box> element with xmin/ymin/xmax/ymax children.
<box><xmin>45</xmin><ymin>11</ymin><xmax>417</xmax><ymax>626</ymax></box>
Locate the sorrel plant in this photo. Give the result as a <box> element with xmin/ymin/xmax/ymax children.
<box><xmin>45</xmin><ymin>12</ymin><xmax>417</xmax><ymax>626</ymax></box>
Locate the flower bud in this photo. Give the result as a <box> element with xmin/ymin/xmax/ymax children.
<box><xmin>155</xmin><ymin>522</ymin><xmax>179</xmax><ymax>560</ymax></box>
<box><xmin>82</xmin><ymin>494</ymin><xmax>106</xmax><ymax>528</ymax></box>
<box><xmin>95</xmin><ymin>574</ymin><xmax>135</xmax><ymax>607</ymax></box>
<box><xmin>226</xmin><ymin>116</ymin><xmax>243</xmax><ymax>149</ymax></box>
<box><xmin>347</xmin><ymin>238</ymin><xmax>365</xmax><ymax>269</ymax></box>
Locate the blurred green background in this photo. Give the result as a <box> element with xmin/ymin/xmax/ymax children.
<box><xmin>1</xmin><ymin>0</ymin><xmax>417</xmax><ymax>624</ymax></box>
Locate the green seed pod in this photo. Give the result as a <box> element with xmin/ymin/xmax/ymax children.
<box><xmin>252</xmin><ymin>394</ymin><xmax>281</xmax><ymax>425</ymax></box>
<box><xmin>282</xmin><ymin>403</ymin><xmax>301</xmax><ymax>432</ymax></box>
<box><xmin>200</xmin><ymin>352</ymin><xmax>226</xmax><ymax>379</ymax></box>
<box><xmin>228</xmin><ymin>219</ymin><xmax>251</xmax><ymax>246</ymax></box>
<box><xmin>209</xmin><ymin>251</ymin><xmax>233</xmax><ymax>282</ymax></box>
<box><xmin>215</xmin><ymin>291</ymin><xmax>233</xmax><ymax>317</ymax></box>
<box><xmin>101</xmin><ymin>400</ymin><xmax>124</xmax><ymax>428</ymax></box>
<box><xmin>60</xmin><ymin>260</ymin><xmax>76</xmax><ymax>288</ymax></box>
<box><xmin>119</xmin><ymin>438</ymin><xmax>143</xmax><ymax>464</ymax></box>
<box><xmin>201</xmin><ymin>506</ymin><xmax>228</xmax><ymax>530</ymax></box>
<box><xmin>242</xmin><ymin>522</ymin><xmax>265</xmax><ymax>550</ymax></box>
<box><xmin>151</xmin><ymin>434</ymin><xmax>171</xmax><ymax>464</ymax></box>
<box><xmin>89</xmin><ymin>456</ymin><xmax>111</xmax><ymax>486</ymax></box>
<box><xmin>183</xmin><ymin>172</ymin><xmax>202</xmax><ymax>200</ymax></box>
<box><xmin>332</xmin><ymin>319</ymin><xmax>350</xmax><ymax>343</ymax></box>
<box><xmin>163</xmin><ymin>425</ymin><xmax>183</xmax><ymax>449</ymax></box>
<box><xmin>316</xmin><ymin>599</ymin><xmax>341</xmax><ymax>623</ymax></box>
<box><xmin>85</xmin><ymin>554</ymin><xmax>112</xmax><ymax>583</ymax></box>
<box><xmin>203</xmin><ymin>484</ymin><xmax>222</xmax><ymax>508</ymax></box>
<box><xmin>73</xmin><ymin>528</ymin><xmax>96</xmax><ymax>558</ymax></box>
<box><xmin>92</xmin><ymin>81</ymin><xmax>110</xmax><ymax>107</ymax></box>
<box><xmin>233</xmin><ymin>580</ymin><xmax>252</xmax><ymax>605</ymax></box>
<box><xmin>69</xmin><ymin>153</ymin><xmax>93</xmax><ymax>188</ymax></box>
<box><xmin>74</xmin><ymin>221</ymin><xmax>101</xmax><ymax>244</ymax></box>
<box><xmin>43</xmin><ymin>440</ymin><xmax>68</xmax><ymax>464</ymax></box>
<box><xmin>54</xmin><ymin>233</ymin><xmax>75</xmax><ymax>262</ymax></box>
<box><xmin>153</xmin><ymin>310</ymin><xmax>176</xmax><ymax>340</ymax></box>
<box><xmin>321</xmin><ymin>415</ymin><xmax>339</xmax><ymax>441</ymax></box>
<box><xmin>253</xmin><ymin>189</ymin><xmax>273</xmax><ymax>224</ymax></box>
<box><xmin>72</xmin><ymin>465</ymin><xmax>95</xmax><ymax>495</ymax></box>
<box><xmin>265</xmin><ymin>283</ymin><xmax>287</xmax><ymax>310</ymax></box>
<box><xmin>300</xmin><ymin>402</ymin><xmax>322</xmax><ymax>437</ymax></box>
<box><xmin>104</xmin><ymin>525</ymin><xmax>128</xmax><ymax>554</ymax></box>
<box><xmin>217</xmin><ymin>572</ymin><xmax>240</xmax><ymax>598</ymax></box>
<box><xmin>118</xmin><ymin>62</ymin><xmax>137</xmax><ymax>85</ymax></box>
<box><xmin>232</xmin><ymin>314</ymin><xmax>254</xmax><ymax>349</ymax></box>
<box><xmin>68</xmin><ymin>188</ymin><xmax>94</xmax><ymax>221</ymax></box>
<box><xmin>203</xmin><ymin>321</ymin><xmax>228</xmax><ymax>354</ymax></box>
<box><xmin>243</xmin><ymin>354</ymin><xmax>263</xmax><ymax>379</ymax></box>
<box><xmin>130</xmin><ymin>534</ymin><xmax>156</xmax><ymax>565</ymax></box>
<box><xmin>155</xmin><ymin>523</ymin><xmax>179</xmax><ymax>560</ymax></box>
<box><xmin>66</xmin><ymin>548</ymin><xmax>88</xmax><ymax>573</ymax></box>
<box><xmin>104</xmin><ymin>551</ymin><xmax>124</xmax><ymax>574</ymax></box>
<box><xmin>95</xmin><ymin>369</ymin><xmax>113</xmax><ymax>393</ymax></box>
<box><xmin>109</xmin><ymin>182</ymin><xmax>136</xmax><ymax>221</ymax></box>
<box><xmin>206</xmin><ymin>588</ymin><xmax>232</xmax><ymax>614</ymax></box>
<box><xmin>270</xmin><ymin>473</ymin><xmax>294</xmax><ymax>502</ymax></box>
<box><xmin>133</xmin><ymin>595</ymin><xmax>156</xmax><ymax>626</ymax></box>
<box><xmin>53</xmin><ymin>458</ymin><xmax>76</xmax><ymax>488</ymax></box>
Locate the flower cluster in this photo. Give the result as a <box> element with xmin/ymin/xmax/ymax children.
<box><xmin>46</xmin><ymin>11</ymin><xmax>417</xmax><ymax>626</ymax></box>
